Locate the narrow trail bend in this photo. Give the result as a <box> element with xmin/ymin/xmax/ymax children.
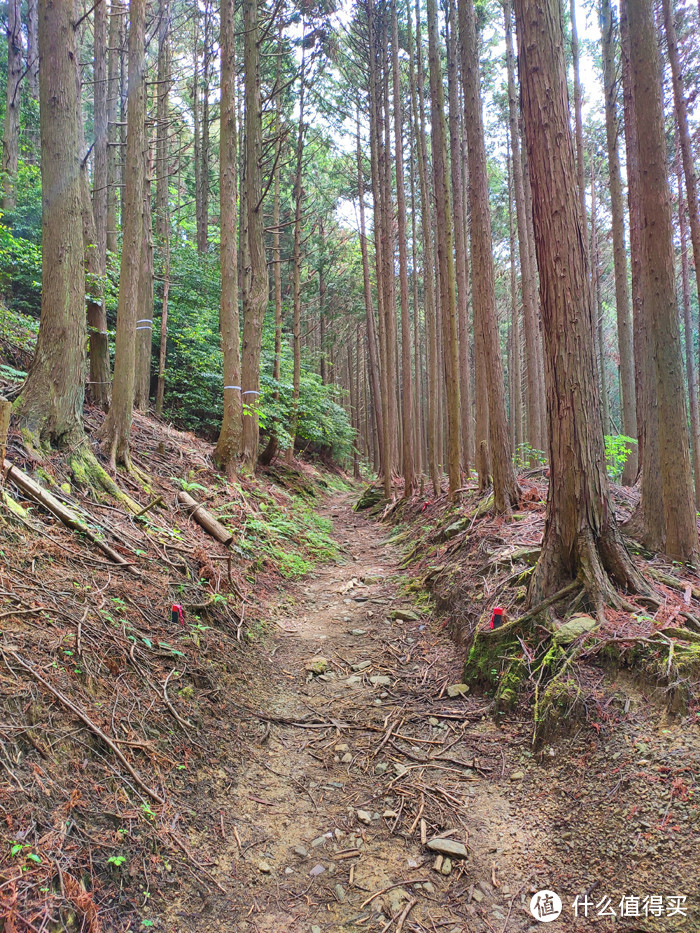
<box><xmin>163</xmin><ymin>492</ymin><xmax>534</xmax><ymax>933</ymax></box>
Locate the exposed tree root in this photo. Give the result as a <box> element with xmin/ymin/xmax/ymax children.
<box><xmin>69</xmin><ymin>443</ymin><xmax>143</xmax><ymax>514</ymax></box>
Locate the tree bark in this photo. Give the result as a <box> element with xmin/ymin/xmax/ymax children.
<box><xmin>663</xmin><ymin>0</ymin><xmax>700</xmax><ymax>401</ymax></box>
<box><xmin>154</xmin><ymin>0</ymin><xmax>171</xmax><ymax>416</ymax></box>
<box><xmin>287</xmin><ymin>28</ymin><xmax>307</xmax><ymax>464</ymax></box>
<box><xmin>459</xmin><ymin>0</ymin><xmax>519</xmax><ymax>513</ymax></box>
<box><xmin>240</xmin><ymin>0</ymin><xmax>267</xmax><ymax>471</ymax></box>
<box><xmin>504</xmin><ymin>0</ymin><xmax>543</xmax><ymax>456</ymax></box>
<box><xmin>391</xmin><ymin>0</ymin><xmax>416</xmax><ymax>496</ymax></box>
<box><xmin>426</xmin><ymin>0</ymin><xmax>461</xmax><ymax>499</ymax></box>
<box><xmin>134</xmin><ymin>138</ymin><xmax>154</xmax><ymax>410</ymax></box>
<box><xmin>627</xmin><ymin>0</ymin><xmax>698</xmax><ymax>563</ymax></box>
<box><xmin>569</xmin><ymin>0</ymin><xmax>585</xmax><ymax>223</ymax></box>
<box><xmin>100</xmin><ymin>0</ymin><xmax>146</xmax><ymax>467</ymax></box>
<box><xmin>412</xmin><ymin>0</ymin><xmax>440</xmax><ymax>494</ymax></box>
<box><xmin>2</xmin><ymin>0</ymin><xmax>22</xmax><ymax>212</ymax></box>
<box><xmin>447</xmin><ymin>0</ymin><xmax>473</xmax><ymax>476</ymax></box>
<box><xmin>213</xmin><ymin>0</ymin><xmax>242</xmax><ymax>472</ymax></box>
<box><xmin>513</xmin><ymin>0</ymin><xmax>647</xmax><ymax>609</ymax></box>
<box><xmin>15</xmin><ymin>0</ymin><xmax>85</xmax><ymax>446</ymax></box>
<box><xmin>677</xmin><ymin>143</ymin><xmax>700</xmax><ymax>508</ymax></box>
<box><xmin>599</xmin><ymin>0</ymin><xmax>637</xmax><ymax>483</ymax></box>
<box><xmin>106</xmin><ymin>0</ymin><xmax>121</xmax><ymax>256</ymax></box>
<box><xmin>619</xmin><ymin>0</ymin><xmax>665</xmax><ymax>549</ymax></box>
<box><xmin>357</xmin><ymin>113</ymin><xmax>385</xmax><ymax>476</ymax></box>
<box><xmin>26</xmin><ymin>0</ymin><xmax>39</xmax><ymax>100</ymax></box>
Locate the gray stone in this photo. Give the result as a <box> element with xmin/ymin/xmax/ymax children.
<box><xmin>344</xmin><ymin>675</ymin><xmax>362</xmax><ymax>686</ymax></box>
<box><xmin>335</xmin><ymin>883</ymin><xmax>346</xmax><ymax>902</ymax></box>
<box><xmin>311</xmin><ymin>926</ymin><xmax>321</xmax><ymax>933</ymax></box>
<box><xmin>352</xmin><ymin>660</ymin><xmax>371</xmax><ymax>672</ymax></box>
<box><xmin>423</xmin><ymin>882</ymin><xmax>436</xmax><ymax>895</ymax></box>
<box><xmin>293</xmin><ymin>846</ymin><xmax>308</xmax><ymax>858</ymax></box>
<box><xmin>446</xmin><ymin>683</ymin><xmax>469</xmax><ymax>698</ymax></box>
<box><xmin>472</xmin><ymin>889</ymin><xmax>484</xmax><ymax>903</ymax></box>
<box><xmin>510</xmin><ymin>771</ymin><xmax>525</xmax><ymax>781</ymax></box>
<box><xmin>369</xmin><ymin>675</ymin><xmax>391</xmax><ymax>686</ymax></box>
<box><xmin>341</xmin><ymin>753</ymin><xmax>353</xmax><ymax>764</ymax></box>
<box><xmin>391</xmin><ymin>608</ymin><xmax>420</xmax><ymax>621</ymax></box>
<box><xmin>258</xmin><ymin>861</ymin><xmax>271</xmax><ymax>873</ymax></box>
<box><xmin>441</xmin><ymin>857</ymin><xmax>452</xmax><ymax>876</ymax></box>
<box><xmin>357</xmin><ymin>809</ymin><xmax>372</xmax><ymax>825</ymax></box>
<box><xmin>553</xmin><ymin>615</ymin><xmax>598</xmax><ymax>646</ymax></box>
<box><xmin>351</xmin><ymin>629</ymin><xmax>367</xmax><ymax>636</ymax></box>
<box><xmin>426</xmin><ymin>838</ymin><xmax>469</xmax><ymax>859</ymax></box>
<box><xmin>305</xmin><ymin>656</ymin><xmax>329</xmax><ymax>675</ymax></box>
<box><xmin>335</xmin><ymin>743</ymin><xmax>349</xmax><ymax>752</ymax></box>
<box><xmin>375</xmin><ymin>762</ymin><xmax>388</xmax><ymax>774</ymax></box>
<box><xmin>309</xmin><ymin>864</ymin><xmax>325</xmax><ymax>877</ymax></box>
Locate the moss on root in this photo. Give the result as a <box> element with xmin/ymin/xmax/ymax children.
<box><xmin>69</xmin><ymin>447</ymin><xmax>142</xmax><ymax>514</ymax></box>
<box><xmin>463</xmin><ymin>619</ymin><xmax>530</xmax><ymax>710</ymax></box>
<box><xmin>354</xmin><ymin>483</ymin><xmax>385</xmax><ymax>513</ymax></box>
<box><xmin>535</xmin><ymin>677</ymin><xmax>585</xmax><ymax>746</ymax></box>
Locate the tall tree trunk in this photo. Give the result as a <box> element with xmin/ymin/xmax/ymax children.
<box><xmin>599</xmin><ymin>0</ymin><xmax>637</xmax><ymax>483</ymax></box>
<box><xmin>508</xmin><ymin>134</ymin><xmax>523</xmax><ymax>452</ymax></box>
<box><xmin>214</xmin><ymin>0</ymin><xmax>242</xmax><ymax>471</ymax></box>
<box><xmin>627</xmin><ymin>0</ymin><xmax>698</xmax><ymax>563</ymax></box>
<box><xmin>26</xmin><ymin>0</ymin><xmax>39</xmax><ymax>100</ymax></box>
<box><xmin>197</xmin><ymin>0</ymin><xmax>210</xmax><ymax>253</ymax></box>
<box><xmin>2</xmin><ymin>0</ymin><xmax>22</xmax><ymax>212</ymax></box>
<box><xmin>459</xmin><ymin>0</ymin><xmax>519</xmax><ymax>512</ymax></box>
<box><xmin>240</xmin><ymin>0</ymin><xmax>267</xmax><ymax>471</ymax></box>
<box><xmin>107</xmin><ymin>0</ymin><xmax>121</xmax><ymax>256</ymax></box>
<box><xmin>368</xmin><ymin>0</ymin><xmax>392</xmax><ymax>495</ymax></box>
<box><xmin>447</xmin><ymin>0</ymin><xmax>473</xmax><ymax>474</ymax></box>
<box><xmin>569</xmin><ymin>0</ymin><xmax>585</xmax><ymax>222</ymax></box>
<box><xmin>426</xmin><ymin>0</ymin><xmax>461</xmax><ymax>499</ymax></box>
<box><xmin>504</xmin><ymin>0</ymin><xmax>543</xmax><ymax>455</ymax></box>
<box><xmin>134</xmin><ymin>139</ymin><xmax>154</xmax><ymax>410</ymax></box>
<box><xmin>357</xmin><ymin>113</ymin><xmax>385</xmax><ymax>475</ymax></box>
<box><xmin>100</xmin><ymin>0</ymin><xmax>146</xmax><ymax>468</ymax></box>
<box><xmin>391</xmin><ymin>0</ymin><xmax>416</xmax><ymax>496</ymax></box>
<box><xmin>16</xmin><ymin>0</ymin><xmax>85</xmax><ymax>446</ymax></box>
<box><xmin>663</xmin><ymin>0</ymin><xmax>700</xmax><ymax>363</ymax></box>
<box><xmin>259</xmin><ymin>44</ymin><xmax>284</xmax><ymax>468</ymax></box>
<box><xmin>513</xmin><ymin>0</ymin><xmax>647</xmax><ymax>609</ymax></box>
<box><xmin>590</xmin><ymin>157</ymin><xmax>609</xmax><ymax>433</ymax></box>
<box><xmin>677</xmin><ymin>143</ymin><xmax>700</xmax><ymax>508</ymax></box>
<box><xmin>411</xmin><ymin>0</ymin><xmax>440</xmax><ymax>494</ymax></box>
<box><xmin>288</xmin><ymin>29</ymin><xmax>307</xmax><ymax>464</ymax></box>
<box><xmin>154</xmin><ymin>0</ymin><xmax>171</xmax><ymax>416</ymax></box>
<box><xmin>619</xmin><ymin>0</ymin><xmax>665</xmax><ymax>548</ymax></box>
<box><xmin>94</xmin><ymin>0</ymin><xmax>108</xmax><ymax>264</ymax></box>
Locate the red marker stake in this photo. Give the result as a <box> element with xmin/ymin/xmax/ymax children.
<box><xmin>171</xmin><ymin>603</ymin><xmax>184</xmax><ymax>626</ymax></box>
<box><xmin>490</xmin><ymin>606</ymin><xmax>504</xmax><ymax>630</ymax></box>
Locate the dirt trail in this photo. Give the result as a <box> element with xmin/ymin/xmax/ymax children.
<box><xmin>160</xmin><ymin>493</ymin><xmax>697</xmax><ymax>933</ymax></box>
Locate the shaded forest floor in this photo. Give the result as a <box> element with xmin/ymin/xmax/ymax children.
<box><xmin>0</xmin><ymin>392</ymin><xmax>698</xmax><ymax>931</ymax></box>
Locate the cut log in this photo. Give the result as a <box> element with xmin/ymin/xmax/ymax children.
<box><xmin>3</xmin><ymin>458</ymin><xmax>138</xmax><ymax>573</ymax></box>
<box><xmin>0</xmin><ymin>398</ymin><xmax>11</xmax><ymax>463</ymax></box>
<box><xmin>177</xmin><ymin>490</ymin><xmax>233</xmax><ymax>546</ymax></box>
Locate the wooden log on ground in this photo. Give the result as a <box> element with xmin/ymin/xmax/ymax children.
<box><xmin>3</xmin><ymin>458</ymin><xmax>138</xmax><ymax>573</ymax></box>
<box><xmin>0</xmin><ymin>398</ymin><xmax>11</xmax><ymax>463</ymax></box>
<box><xmin>177</xmin><ymin>490</ymin><xmax>233</xmax><ymax>546</ymax></box>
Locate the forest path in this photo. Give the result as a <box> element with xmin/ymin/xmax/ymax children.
<box><xmin>161</xmin><ymin>491</ymin><xmax>537</xmax><ymax>933</ymax></box>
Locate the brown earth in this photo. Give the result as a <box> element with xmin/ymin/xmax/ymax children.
<box><xmin>157</xmin><ymin>492</ymin><xmax>699</xmax><ymax>933</ymax></box>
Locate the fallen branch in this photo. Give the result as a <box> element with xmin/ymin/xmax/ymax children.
<box><xmin>177</xmin><ymin>490</ymin><xmax>233</xmax><ymax>546</ymax></box>
<box><xmin>646</xmin><ymin>566</ymin><xmax>700</xmax><ymax>601</ymax></box>
<box><xmin>3</xmin><ymin>460</ymin><xmax>139</xmax><ymax>574</ymax></box>
<box><xmin>4</xmin><ymin>649</ymin><xmax>164</xmax><ymax>804</ymax></box>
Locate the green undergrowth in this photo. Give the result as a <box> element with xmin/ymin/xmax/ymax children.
<box><xmin>226</xmin><ymin>476</ymin><xmax>341</xmax><ymax>579</ymax></box>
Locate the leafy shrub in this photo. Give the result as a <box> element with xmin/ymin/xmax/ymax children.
<box><xmin>605</xmin><ymin>434</ymin><xmax>637</xmax><ymax>482</ymax></box>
